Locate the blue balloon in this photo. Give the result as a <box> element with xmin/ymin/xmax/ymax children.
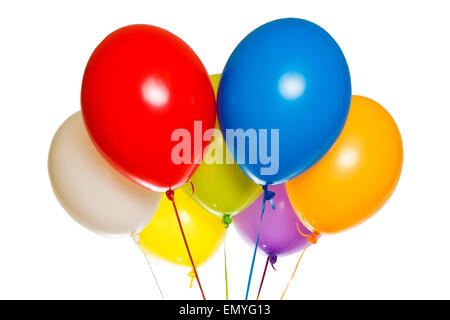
<box><xmin>217</xmin><ymin>18</ymin><xmax>351</xmax><ymax>185</ymax></box>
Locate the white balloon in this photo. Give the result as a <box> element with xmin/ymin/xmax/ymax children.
<box><xmin>48</xmin><ymin>112</ymin><xmax>161</xmax><ymax>237</ymax></box>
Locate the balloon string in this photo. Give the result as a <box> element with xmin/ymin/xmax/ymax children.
<box><xmin>280</xmin><ymin>225</ymin><xmax>320</xmax><ymax>300</ymax></box>
<box><xmin>257</xmin><ymin>255</ymin><xmax>270</xmax><ymax>300</ymax></box>
<box><xmin>142</xmin><ymin>250</ymin><xmax>165</xmax><ymax>300</ymax></box>
<box><xmin>256</xmin><ymin>254</ymin><xmax>277</xmax><ymax>300</ymax></box>
<box><xmin>166</xmin><ymin>190</ymin><xmax>206</xmax><ymax>300</ymax></box>
<box><xmin>224</xmin><ymin>240</ymin><xmax>229</xmax><ymax>300</ymax></box>
<box><xmin>130</xmin><ymin>234</ymin><xmax>165</xmax><ymax>300</ymax></box>
<box><xmin>222</xmin><ymin>214</ymin><xmax>232</xmax><ymax>300</ymax></box>
<box><xmin>245</xmin><ymin>185</ymin><xmax>275</xmax><ymax>300</ymax></box>
<box><xmin>280</xmin><ymin>242</ymin><xmax>309</xmax><ymax>300</ymax></box>
<box><xmin>188</xmin><ymin>270</ymin><xmax>195</xmax><ymax>288</ymax></box>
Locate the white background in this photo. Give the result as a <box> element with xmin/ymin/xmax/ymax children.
<box><xmin>1</xmin><ymin>0</ymin><xmax>449</xmax><ymax>300</ymax></box>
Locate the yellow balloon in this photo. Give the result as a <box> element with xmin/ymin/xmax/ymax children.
<box><xmin>286</xmin><ymin>96</ymin><xmax>403</xmax><ymax>234</ymax></box>
<box><xmin>209</xmin><ymin>73</ymin><xmax>221</xmax><ymax>93</ymax></box>
<box><xmin>182</xmin><ymin>74</ymin><xmax>262</xmax><ymax>217</ymax></box>
<box><xmin>138</xmin><ymin>189</ymin><xmax>226</xmax><ymax>266</ymax></box>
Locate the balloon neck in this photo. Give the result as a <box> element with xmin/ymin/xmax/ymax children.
<box><xmin>166</xmin><ymin>189</ymin><xmax>175</xmax><ymax>201</ymax></box>
<box><xmin>262</xmin><ymin>185</ymin><xmax>276</xmax><ymax>212</ymax></box>
<box><xmin>307</xmin><ymin>232</ymin><xmax>320</xmax><ymax>244</ymax></box>
<box><xmin>130</xmin><ymin>232</ymin><xmax>140</xmax><ymax>244</ymax></box>
<box><xmin>222</xmin><ymin>214</ymin><xmax>232</xmax><ymax>229</ymax></box>
<box><xmin>268</xmin><ymin>254</ymin><xmax>278</xmax><ymax>270</ymax></box>
<box><xmin>297</xmin><ymin>223</ymin><xmax>320</xmax><ymax>244</ymax></box>
<box><xmin>188</xmin><ymin>270</ymin><xmax>196</xmax><ymax>288</ymax></box>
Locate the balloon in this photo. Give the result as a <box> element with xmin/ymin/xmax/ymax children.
<box><xmin>138</xmin><ymin>190</ymin><xmax>226</xmax><ymax>267</ymax></box>
<box><xmin>48</xmin><ymin>112</ymin><xmax>161</xmax><ymax>237</ymax></box>
<box><xmin>233</xmin><ymin>184</ymin><xmax>310</xmax><ymax>257</ymax></box>
<box><xmin>81</xmin><ymin>25</ymin><xmax>216</xmax><ymax>192</ymax></box>
<box><xmin>217</xmin><ymin>18</ymin><xmax>351</xmax><ymax>185</ymax></box>
<box><xmin>182</xmin><ymin>74</ymin><xmax>262</xmax><ymax>217</ymax></box>
<box><xmin>286</xmin><ymin>96</ymin><xmax>403</xmax><ymax>234</ymax></box>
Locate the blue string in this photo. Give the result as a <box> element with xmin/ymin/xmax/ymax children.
<box><xmin>245</xmin><ymin>185</ymin><xmax>276</xmax><ymax>300</ymax></box>
<box><xmin>261</xmin><ymin>186</ymin><xmax>275</xmax><ymax>213</ymax></box>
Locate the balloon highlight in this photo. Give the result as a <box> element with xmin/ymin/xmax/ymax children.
<box><xmin>48</xmin><ymin>112</ymin><xmax>161</xmax><ymax>237</ymax></box>
<box><xmin>138</xmin><ymin>190</ymin><xmax>226</xmax><ymax>267</ymax></box>
<box><xmin>81</xmin><ymin>24</ymin><xmax>216</xmax><ymax>192</ymax></box>
<box><xmin>182</xmin><ymin>74</ymin><xmax>262</xmax><ymax>217</ymax></box>
<box><xmin>286</xmin><ymin>95</ymin><xmax>403</xmax><ymax>234</ymax></box>
<box><xmin>218</xmin><ymin>18</ymin><xmax>351</xmax><ymax>185</ymax></box>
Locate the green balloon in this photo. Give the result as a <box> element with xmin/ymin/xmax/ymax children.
<box><xmin>181</xmin><ymin>74</ymin><xmax>261</xmax><ymax>217</ymax></box>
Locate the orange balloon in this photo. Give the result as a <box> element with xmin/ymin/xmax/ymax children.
<box><xmin>286</xmin><ymin>95</ymin><xmax>403</xmax><ymax>234</ymax></box>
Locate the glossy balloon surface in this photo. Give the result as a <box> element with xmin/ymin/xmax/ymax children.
<box><xmin>182</xmin><ymin>74</ymin><xmax>262</xmax><ymax>216</ymax></box>
<box><xmin>82</xmin><ymin>25</ymin><xmax>216</xmax><ymax>191</ymax></box>
<box><xmin>218</xmin><ymin>18</ymin><xmax>351</xmax><ymax>185</ymax></box>
<box><xmin>286</xmin><ymin>96</ymin><xmax>403</xmax><ymax>234</ymax></box>
<box><xmin>234</xmin><ymin>184</ymin><xmax>310</xmax><ymax>256</ymax></box>
<box><xmin>48</xmin><ymin>112</ymin><xmax>161</xmax><ymax>237</ymax></box>
<box><xmin>138</xmin><ymin>190</ymin><xmax>226</xmax><ymax>266</ymax></box>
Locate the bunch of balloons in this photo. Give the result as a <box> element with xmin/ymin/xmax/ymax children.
<box><xmin>48</xmin><ymin>18</ymin><xmax>403</xmax><ymax>300</ymax></box>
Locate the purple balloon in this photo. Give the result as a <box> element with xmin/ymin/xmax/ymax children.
<box><xmin>233</xmin><ymin>184</ymin><xmax>311</xmax><ymax>257</ymax></box>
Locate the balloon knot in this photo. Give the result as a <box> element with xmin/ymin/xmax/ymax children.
<box><xmin>307</xmin><ymin>231</ymin><xmax>320</xmax><ymax>244</ymax></box>
<box><xmin>269</xmin><ymin>254</ymin><xmax>278</xmax><ymax>270</ymax></box>
<box><xmin>166</xmin><ymin>190</ymin><xmax>175</xmax><ymax>201</ymax></box>
<box><xmin>262</xmin><ymin>185</ymin><xmax>276</xmax><ymax>212</ymax></box>
<box><xmin>130</xmin><ymin>232</ymin><xmax>140</xmax><ymax>243</ymax></box>
<box><xmin>297</xmin><ymin>223</ymin><xmax>320</xmax><ymax>244</ymax></box>
<box><xmin>188</xmin><ymin>270</ymin><xmax>196</xmax><ymax>288</ymax></box>
<box><xmin>222</xmin><ymin>214</ymin><xmax>232</xmax><ymax>229</ymax></box>
<box><xmin>262</xmin><ymin>185</ymin><xmax>275</xmax><ymax>201</ymax></box>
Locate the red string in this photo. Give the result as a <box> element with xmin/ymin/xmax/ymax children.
<box><xmin>256</xmin><ymin>255</ymin><xmax>271</xmax><ymax>300</ymax></box>
<box><xmin>166</xmin><ymin>190</ymin><xmax>206</xmax><ymax>300</ymax></box>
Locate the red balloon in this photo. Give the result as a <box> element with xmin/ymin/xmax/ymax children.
<box><xmin>81</xmin><ymin>25</ymin><xmax>216</xmax><ymax>191</ymax></box>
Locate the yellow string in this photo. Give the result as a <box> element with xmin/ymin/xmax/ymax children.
<box><xmin>188</xmin><ymin>270</ymin><xmax>196</xmax><ymax>289</ymax></box>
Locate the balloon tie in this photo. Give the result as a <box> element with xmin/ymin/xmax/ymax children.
<box><xmin>262</xmin><ymin>185</ymin><xmax>276</xmax><ymax>213</ymax></box>
<box><xmin>245</xmin><ymin>185</ymin><xmax>276</xmax><ymax>300</ymax></box>
<box><xmin>256</xmin><ymin>253</ymin><xmax>277</xmax><ymax>300</ymax></box>
<box><xmin>166</xmin><ymin>189</ymin><xmax>175</xmax><ymax>201</ymax></box>
<box><xmin>280</xmin><ymin>224</ymin><xmax>320</xmax><ymax>300</ymax></box>
<box><xmin>166</xmin><ymin>190</ymin><xmax>206</xmax><ymax>300</ymax></box>
<box><xmin>188</xmin><ymin>270</ymin><xmax>196</xmax><ymax>288</ymax></box>
<box><xmin>222</xmin><ymin>214</ymin><xmax>232</xmax><ymax>229</ymax></box>
<box><xmin>269</xmin><ymin>254</ymin><xmax>278</xmax><ymax>271</ymax></box>
<box><xmin>221</xmin><ymin>214</ymin><xmax>232</xmax><ymax>299</ymax></box>
<box><xmin>297</xmin><ymin>223</ymin><xmax>320</xmax><ymax>244</ymax></box>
